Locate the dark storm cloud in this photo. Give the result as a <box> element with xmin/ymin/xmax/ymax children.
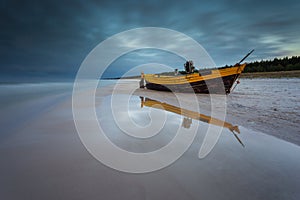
<box><xmin>0</xmin><ymin>0</ymin><xmax>101</xmax><ymax>77</ymax></box>
<box><xmin>0</xmin><ymin>0</ymin><xmax>300</xmax><ymax>79</ymax></box>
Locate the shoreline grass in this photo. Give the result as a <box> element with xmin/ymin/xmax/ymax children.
<box><xmin>241</xmin><ymin>70</ymin><xmax>300</xmax><ymax>78</ymax></box>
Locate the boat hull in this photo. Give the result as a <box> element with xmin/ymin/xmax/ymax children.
<box><xmin>146</xmin><ymin>74</ymin><xmax>237</xmax><ymax>94</ymax></box>
<box><xmin>144</xmin><ymin>64</ymin><xmax>246</xmax><ymax>94</ymax></box>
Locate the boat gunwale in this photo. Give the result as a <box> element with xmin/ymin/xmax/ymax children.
<box><xmin>144</xmin><ymin>64</ymin><xmax>246</xmax><ymax>85</ymax></box>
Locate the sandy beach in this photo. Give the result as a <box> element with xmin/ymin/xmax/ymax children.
<box><xmin>2</xmin><ymin>0</ymin><xmax>300</xmax><ymax>199</ymax></box>
<box><xmin>0</xmin><ymin>79</ymin><xmax>300</xmax><ymax>199</ymax></box>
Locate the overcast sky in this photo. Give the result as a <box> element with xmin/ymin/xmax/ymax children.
<box><xmin>1</xmin><ymin>0</ymin><xmax>300</xmax><ymax>80</ymax></box>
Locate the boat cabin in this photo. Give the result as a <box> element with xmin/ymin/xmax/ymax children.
<box><xmin>184</xmin><ymin>60</ymin><xmax>195</xmax><ymax>73</ymax></box>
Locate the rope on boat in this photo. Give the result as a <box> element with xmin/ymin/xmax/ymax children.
<box><xmin>230</xmin><ymin>49</ymin><xmax>254</xmax><ymax>94</ymax></box>
<box><xmin>230</xmin><ymin>77</ymin><xmax>240</xmax><ymax>93</ymax></box>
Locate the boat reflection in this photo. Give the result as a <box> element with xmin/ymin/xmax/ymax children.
<box><xmin>140</xmin><ymin>96</ymin><xmax>245</xmax><ymax>147</ymax></box>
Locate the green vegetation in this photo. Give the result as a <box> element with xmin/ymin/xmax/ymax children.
<box><xmin>227</xmin><ymin>56</ymin><xmax>300</xmax><ymax>73</ymax></box>
<box><xmin>241</xmin><ymin>70</ymin><xmax>300</xmax><ymax>78</ymax></box>
<box><xmin>112</xmin><ymin>56</ymin><xmax>300</xmax><ymax>79</ymax></box>
<box><xmin>164</xmin><ymin>56</ymin><xmax>300</xmax><ymax>75</ymax></box>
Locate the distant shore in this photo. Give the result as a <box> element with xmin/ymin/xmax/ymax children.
<box><xmin>241</xmin><ymin>70</ymin><xmax>300</xmax><ymax>78</ymax></box>
<box><xmin>103</xmin><ymin>70</ymin><xmax>300</xmax><ymax>80</ymax></box>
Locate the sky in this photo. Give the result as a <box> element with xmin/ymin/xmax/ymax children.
<box><xmin>1</xmin><ymin>0</ymin><xmax>300</xmax><ymax>80</ymax></box>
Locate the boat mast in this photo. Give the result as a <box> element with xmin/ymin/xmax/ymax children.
<box><xmin>230</xmin><ymin>49</ymin><xmax>255</xmax><ymax>93</ymax></box>
<box><xmin>238</xmin><ymin>49</ymin><xmax>255</xmax><ymax>65</ymax></box>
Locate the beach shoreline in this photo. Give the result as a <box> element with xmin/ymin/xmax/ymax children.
<box><xmin>0</xmin><ymin>80</ymin><xmax>300</xmax><ymax>199</ymax></box>
<box><xmin>241</xmin><ymin>70</ymin><xmax>300</xmax><ymax>78</ymax></box>
<box><xmin>110</xmin><ymin>79</ymin><xmax>300</xmax><ymax>146</ymax></box>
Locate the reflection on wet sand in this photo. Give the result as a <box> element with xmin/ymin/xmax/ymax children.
<box><xmin>140</xmin><ymin>96</ymin><xmax>245</xmax><ymax>147</ymax></box>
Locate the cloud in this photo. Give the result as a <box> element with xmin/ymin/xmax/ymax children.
<box><xmin>0</xmin><ymin>0</ymin><xmax>300</xmax><ymax>79</ymax></box>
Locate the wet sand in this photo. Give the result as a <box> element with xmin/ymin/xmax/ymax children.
<box><xmin>227</xmin><ymin>78</ymin><xmax>300</xmax><ymax>145</ymax></box>
<box><xmin>99</xmin><ymin>79</ymin><xmax>300</xmax><ymax>145</ymax></box>
<box><xmin>0</xmin><ymin>80</ymin><xmax>300</xmax><ymax>199</ymax></box>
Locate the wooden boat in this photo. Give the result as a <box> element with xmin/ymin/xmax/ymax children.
<box><xmin>141</xmin><ymin>50</ymin><xmax>254</xmax><ymax>94</ymax></box>
<box><xmin>140</xmin><ymin>97</ymin><xmax>244</xmax><ymax>146</ymax></box>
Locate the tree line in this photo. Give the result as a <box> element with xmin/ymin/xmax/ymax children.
<box><xmin>137</xmin><ymin>56</ymin><xmax>300</xmax><ymax>77</ymax></box>
<box><xmin>228</xmin><ymin>56</ymin><xmax>300</xmax><ymax>73</ymax></box>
